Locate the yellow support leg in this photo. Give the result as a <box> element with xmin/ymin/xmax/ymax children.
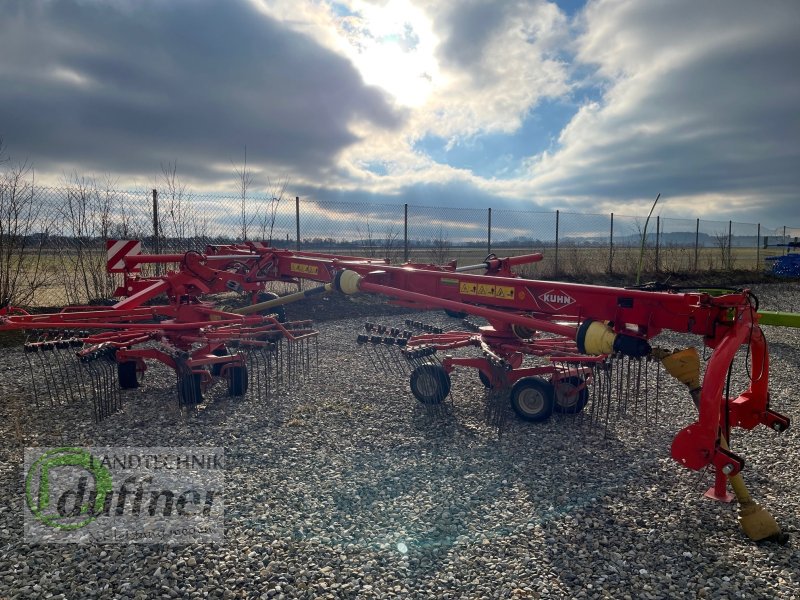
<box><xmin>719</xmin><ymin>437</ymin><xmax>785</xmax><ymax>543</ymax></box>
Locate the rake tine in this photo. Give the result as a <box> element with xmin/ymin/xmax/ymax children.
<box><xmin>47</xmin><ymin>340</ymin><xmax>70</xmax><ymax>403</ymax></box>
<box><xmin>101</xmin><ymin>355</ymin><xmax>112</xmax><ymax>420</ymax></box>
<box><xmin>266</xmin><ymin>339</ymin><xmax>278</xmax><ymax>390</ymax></box>
<box><xmin>633</xmin><ymin>357</ymin><xmax>642</xmax><ymax>417</ymax></box>
<box><xmin>357</xmin><ymin>335</ymin><xmax>382</xmax><ymax>374</ymax></box>
<box><xmin>107</xmin><ymin>350</ymin><xmax>121</xmax><ymax>416</ymax></box>
<box><xmin>39</xmin><ymin>344</ymin><xmax>61</xmax><ymax>407</ymax></box>
<box><xmin>276</xmin><ymin>339</ymin><xmax>284</xmax><ymax>389</ymax></box>
<box><xmin>277</xmin><ymin>338</ymin><xmax>289</xmax><ymax>389</ymax></box>
<box><xmin>653</xmin><ymin>361</ymin><xmax>661</xmax><ymax>425</ymax></box>
<box><xmin>247</xmin><ymin>347</ymin><xmax>260</xmax><ymax>401</ymax></box>
<box><xmin>23</xmin><ymin>341</ymin><xmax>40</xmax><ymax>408</ymax></box>
<box><xmin>265</xmin><ymin>345</ymin><xmax>274</xmax><ymax>400</ymax></box>
<box><xmin>287</xmin><ymin>337</ymin><xmax>296</xmax><ymax>386</ymax></box>
<box><xmin>35</xmin><ymin>342</ymin><xmax>55</xmax><ymax>406</ymax></box>
<box><xmin>83</xmin><ymin>358</ymin><xmax>102</xmax><ymax>422</ymax></box>
<box><xmin>98</xmin><ymin>352</ymin><xmax>113</xmax><ymax>421</ymax></box>
<box><xmin>289</xmin><ymin>338</ymin><xmax>297</xmax><ymax>385</ymax></box>
<box><xmin>586</xmin><ymin>362</ymin><xmax>598</xmax><ymax>428</ymax></box>
<box><xmin>294</xmin><ymin>337</ymin><xmax>303</xmax><ymax>383</ymax></box>
<box><xmin>268</xmin><ymin>343</ymin><xmax>278</xmax><ymax>400</ymax></box>
<box><xmin>51</xmin><ymin>340</ymin><xmax>76</xmax><ymax>405</ymax></box>
<box><xmin>302</xmin><ymin>337</ymin><xmax>309</xmax><ymax>378</ymax></box>
<box><xmin>604</xmin><ymin>357</ymin><xmax>613</xmax><ymax>436</ymax></box>
<box><xmin>642</xmin><ymin>354</ymin><xmax>650</xmax><ymax>421</ymax></box>
<box><xmin>622</xmin><ymin>355</ymin><xmax>630</xmax><ymax>415</ymax></box>
<box><xmin>589</xmin><ymin>359</ymin><xmax>601</xmax><ymax>429</ymax></box>
<box><xmin>369</xmin><ymin>337</ymin><xmax>393</xmax><ymax>374</ymax></box>
<box><xmin>54</xmin><ymin>339</ymin><xmax>83</xmax><ymax>405</ymax></box>
<box><xmin>67</xmin><ymin>340</ymin><xmax>88</xmax><ymax>407</ymax></box>
<box><xmin>387</xmin><ymin>343</ymin><xmax>410</xmax><ymax>376</ymax></box>
<box><xmin>377</xmin><ymin>342</ymin><xmax>400</xmax><ymax>376</ymax></box>
<box><xmin>484</xmin><ymin>364</ymin><xmax>510</xmax><ymax>435</ymax></box>
<box><xmin>302</xmin><ymin>337</ymin><xmax>311</xmax><ymax>380</ymax></box>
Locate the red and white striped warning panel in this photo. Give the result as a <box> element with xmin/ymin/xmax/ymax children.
<box><xmin>106</xmin><ymin>240</ymin><xmax>142</xmax><ymax>273</ymax></box>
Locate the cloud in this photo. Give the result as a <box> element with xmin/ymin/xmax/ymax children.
<box><xmin>415</xmin><ymin>0</ymin><xmax>571</xmax><ymax>138</ymax></box>
<box><xmin>1</xmin><ymin>0</ymin><xmax>797</xmax><ymax>230</ymax></box>
<box><xmin>0</xmin><ymin>0</ymin><xmax>401</xmax><ymax>183</ymax></box>
<box><xmin>525</xmin><ymin>0</ymin><xmax>800</xmax><ymax>223</ymax></box>
<box><xmin>293</xmin><ymin>178</ymin><xmax>548</xmax><ymax>242</ymax></box>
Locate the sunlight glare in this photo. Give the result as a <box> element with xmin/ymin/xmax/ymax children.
<box><xmin>337</xmin><ymin>0</ymin><xmax>439</xmax><ymax>107</ymax></box>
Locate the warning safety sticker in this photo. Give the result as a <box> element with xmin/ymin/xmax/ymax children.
<box><xmin>460</xmin><ymin>282</ymin><xmax>515</xmax><ymax>299</ymax></box>
<box><xmin>291</xmin><ymin>262</ymin><xmax>319</xmax><ymax>275</ymax></box>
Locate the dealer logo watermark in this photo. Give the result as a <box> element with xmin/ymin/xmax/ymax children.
<box><xmin>24</xmin><ymin>447</ymin><xmax>224</xmax><ymax>544</ymax></box>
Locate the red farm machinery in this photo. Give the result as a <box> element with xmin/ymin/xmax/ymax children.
<box><xmin>0</xmin><ymin>241</ymin><xmax>792</xmax><ymax>541</ymax></box>
<box><xmin>323</xmin><ymin>261</ymin><xmax>791</xmax><ymax>542</ymax></box>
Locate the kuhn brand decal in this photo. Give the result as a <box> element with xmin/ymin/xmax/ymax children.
<box><xmin>536</xmin><ymin>289</ymin><xmax>575</xmax><ymax>310</ymax></box>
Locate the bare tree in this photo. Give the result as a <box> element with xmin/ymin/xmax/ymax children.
<box><xmin>0</xmin><ymin>140</ymin><xmax>51</xmax><ymax>305</ymax></box>
<box><xmin>159</xmin><ymin>160</ymin><xmax>197</xmax><ymax>250</ymax></box>
<box><xmin>257</xmin><ymin>176</ymin><xmax>289</xmax><ymax>245</ymax></box>
<box><xmin>430</xmin><ymin>226</ymin><xmax>452</xmax><ymax>265</ymax></box>
<box><xmin>57</xmin><ymin>174</ymin><xmax>120</xmax><ymax>303</ymax></box>
<box><xmin>233</xmin><ymin>147</ymin><xmax>257</xmax><ymax>241</ymax></box>
<box><xmin>712</xmin><ymin>230</ymin><xmax>734</xmax><ymax>270</ymax></box>
<box><xmin>355</xmin><ymin>219</ymin><xmax>402</xmax><ymax>262</ymax></box>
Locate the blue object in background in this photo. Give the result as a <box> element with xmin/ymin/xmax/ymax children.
<box><xmin>766</xmin><ymin>254</ymin><xmax>800</xmax><ymax>277</ymax></box>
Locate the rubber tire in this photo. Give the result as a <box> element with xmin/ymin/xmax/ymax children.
<box><xmin>178</xmin><ymin>373</ymin><xmax>203</xmax><ymax>406</ymax></box>
<box><xmin>228</xmin><ymin>366</ymin><xmax>248</xmax><ymax>396</ymax></box>
<box><xmin>511</xmin><ymin>324</ymin><xmax>536</xmax><ymax>340</ymax></box>
<box><xmin>211</xmin><ymin>347</ymin><xmax>228</xmax><ymax>377</ymax></box>
<box><xmin>553</xmin><ymin>375</ymin><xmax>589</xmax><ymax>414</ymax></box>
<box><xmin>510</xmin><ymin>377</ymin><xmax>555</xmax><ymax>422</ymax></box>
<box><xmin>256</xmin><ymin>291</ymin><xmax>286</xmax><ymax>323</ymax></box>
<box><xmin>444</xmin><ymin>309</ymin><xmax>468</xmax><ymax>319</ymax></box>
<box><xmin>118</xmin><ymin>361</ymin><xmax>140</xmax><ymax>389</ymax></box>
<box><xmin>410</xmin><ymin>364</ymin><xmax>451</xmax><ymax>405</ymax></box>
<box><xmin>478</xmin><ymin>370</ymin><xmax>493</xmax><ymax>389</ymax></box>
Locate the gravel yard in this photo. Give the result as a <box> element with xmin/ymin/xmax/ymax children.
<box><xmin>1</xmin><ymin>284</ymin><xmax>799</xmax><ymax>599</ymax></box>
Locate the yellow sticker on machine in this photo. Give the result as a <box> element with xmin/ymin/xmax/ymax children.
<box><xmin>495</xmin><ymin>285</ymin><xmax>515</xmax><ymax>299</ymax></box>
<box><xmin>290</xmin><ymin>262</ymin><xmax>318</xmax><ymax>275</ymax></box>
<box><xmin>460</xmin><ymin>282</ymin><xmax>515</xmax><ymax>299</ymax></box>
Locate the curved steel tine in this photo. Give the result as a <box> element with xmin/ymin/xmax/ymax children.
<box><xmin>22</xmin><ymin>343</ymin><xmax>40</xmax><ymax>408</ymax></box>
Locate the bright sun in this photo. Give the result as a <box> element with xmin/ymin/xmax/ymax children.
<box><xmin>335</xmin><ymin>0</ymin><xmax>439</xmax><ymax>107</ymax></box>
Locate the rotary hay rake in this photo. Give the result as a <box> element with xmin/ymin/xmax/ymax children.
<box><xmin>10</xmin><ymin>307</ymin><xmax>319</xmax><ymax>419</ymax></box>
<box><xmin>1</xmin><ymin>244</ymin><xmax>535</xmax><ymax>422</ymax></box>
<box><xmin>328</xmin><ymin>263</ymin><xmax>792</xmax><ymax>542</ymax></box>
<box><xmin>0</xmin><ymin>242</ymin><xmax>405</xmax><ymax>421</ymax></box>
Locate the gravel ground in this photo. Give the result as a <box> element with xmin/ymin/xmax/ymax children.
<box><xmin>1</xmin><ymin>284</ymin><xmax>799</xmax><ymax>599</ymax></box>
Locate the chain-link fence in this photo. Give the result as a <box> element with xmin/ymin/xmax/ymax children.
<box><xmin>1</xmin><ymin>183</ymin><xmax>797</xmax><ymax>307</ymax></box>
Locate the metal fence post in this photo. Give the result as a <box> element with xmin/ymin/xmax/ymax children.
<box><xmin>554</xmin><ymin>210</ymin><xmax>560</xmax><ymax>275</ymax></box>
<box><xmin>783</xmin><ymin>226</ymin><xmax>787</xmax><ymax>255</ymax></box>
<box><xmin>295</xmin><ymin>196</ymin><xmax>300</xmax><ymax>250</ymax></box>
<box><xmin>403</xmin><ymin>203</ymin><xmax>409</xmax><ymax>262</ymax></box>
<box><xmin>694</xmin><ymin>218</ymin><xmax>700</xmax><ymax>271</ymax></box>
<box><xmin>655</xmin><ymin>215</ymin><xmax>660</xmax><ymax>272</ymax></box>
<box><xmin>608</xmin><ymin>213</ymin><xmax>614</xmax><ymax>274</ymax></box>
<box><xmin>727</xmin><ymin>220</ymin><xmax>732</xmax><ymax>270</ymax></box>
<box><xmin>152</xmin><ymin>189</ymin><xmax>160</xmax><ymax>274</ymax></box>
<box><xmin>487</xmin><ymin>208</ymin><xmax>492</xmax><ymax>255</ymax></box>
<box><xmin>756</xmin><ymin>223</ymin><xmax>761</xmax><ymax>271</ymax></box>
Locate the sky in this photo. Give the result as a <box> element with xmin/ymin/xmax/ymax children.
<box><xmin>1</xmin><ymin>0</ymin><xmax>799</xmax><ymax>228</ymax></box>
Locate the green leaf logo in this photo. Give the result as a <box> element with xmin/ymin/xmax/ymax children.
<box><xmin>25</xmin><ymin>447</ymin><xmax>113</xmax><ymax>530</ymax></box>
